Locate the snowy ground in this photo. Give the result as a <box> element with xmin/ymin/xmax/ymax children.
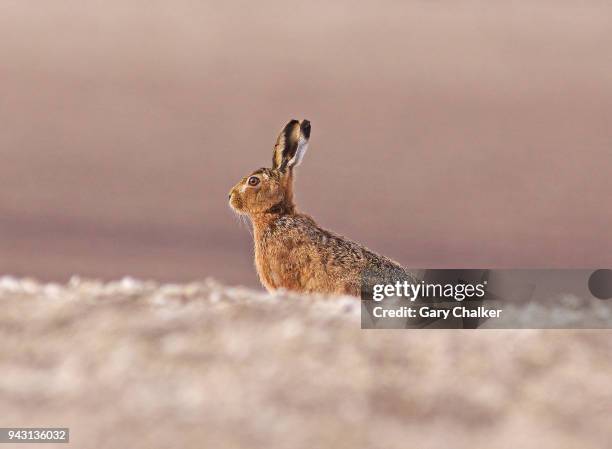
<box><xmin>0</xmin><ymin>276</ymin><xmax>610</xmax><ymax>449</ymax></box>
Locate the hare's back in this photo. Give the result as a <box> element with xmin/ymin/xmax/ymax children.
<box><xmin>272</xmin><ymin>214</ymin><xmax>412</xmax><ymax>279</ymax></box>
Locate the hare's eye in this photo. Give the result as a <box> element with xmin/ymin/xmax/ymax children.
<box><xmin>247</xmin><ymin>176</ymin><xmax>260</xmax><ymax>186</ymax></box>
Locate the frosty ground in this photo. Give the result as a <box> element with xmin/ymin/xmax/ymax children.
<box><xmin>0</xmin><ymin>276</ymin><xmax>610</xmax><ymax>449</ymax></box>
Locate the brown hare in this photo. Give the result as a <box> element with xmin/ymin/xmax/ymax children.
<box><xmin>229</xmin><ymin>119</ymin><xmax>416</xmax><ymax>297</ymax></box>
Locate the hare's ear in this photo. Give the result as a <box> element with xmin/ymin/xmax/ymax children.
<box><xmin>272</xmin><ymin>119</ymin><xmax>311</xmax><ymax>172</ymax></box>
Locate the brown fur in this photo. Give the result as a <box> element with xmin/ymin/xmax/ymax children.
<box><xmin>229</xmin><ymin>119</ymin><xmax>415</xmax><ymax>297</ymax></box>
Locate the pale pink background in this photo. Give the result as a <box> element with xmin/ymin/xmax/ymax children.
<box><xmin>1</xmin><ymin>1</ymin><xmax>610</xmax><ymax>287</ymax></box>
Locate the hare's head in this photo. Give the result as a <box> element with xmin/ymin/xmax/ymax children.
<box><xmin>229</xmin><ymin>119</ymin><xmax>310</xmax><ymax>216</ymax></box>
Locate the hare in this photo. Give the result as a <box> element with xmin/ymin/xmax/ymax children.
<box><xmin>229</xmin><ymin>119</ymin><xmax>416</xmax><ymax>297</ymax></box>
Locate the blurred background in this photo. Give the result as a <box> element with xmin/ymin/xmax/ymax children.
<box><xmin>1</xmin><ymin>0</ymin><xmax>610</xmax><ymax>288</ymax></box>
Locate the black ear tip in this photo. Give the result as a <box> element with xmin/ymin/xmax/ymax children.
<box><xmin>300</xmin><ymin>120</ymin><xmax>311</xmax><ymax>138</ymax></box>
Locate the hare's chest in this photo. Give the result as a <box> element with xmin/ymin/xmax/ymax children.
<box><xmin>254</xmin><ymin>225</ymin><xmax>321</xmax><ymax>292</ymax></box>
<box><xmin>254</xmin><ymin>238</ymin><xmax>301</xmax><ymax>292</ymax></box>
